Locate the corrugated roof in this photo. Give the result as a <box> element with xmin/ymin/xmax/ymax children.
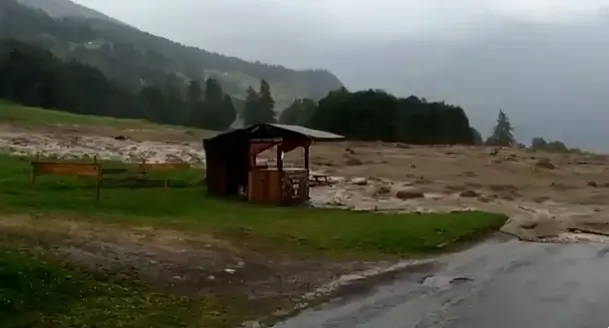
<box><xmin>205</xmin><ymin>124</ymin><xmax>344</xmax><ymax>141</ymax></box>
<box><xmin>268</xmin><ymin>124</ymin><xmax>344</xmax><ymax>140</ymax></box>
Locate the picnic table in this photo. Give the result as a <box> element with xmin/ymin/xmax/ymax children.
<box><xmin>309</xmin><ymin>173</ymin><xmax>332</xmax><ymax>186</ymax></box>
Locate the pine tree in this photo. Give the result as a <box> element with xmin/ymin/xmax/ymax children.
<box><xmin>186</xmin><ymin>80</ymin><xmax>202</xmax><ymax>104</ymax></box>
<box><xmin>219</xmin><ymin>94</ymin><xmax>236</xmax><ymax>129</ymax></box>
<box><xmin>279</xmin><ymin>98</ymin><xmax>317</xmax><ymax>125</ymax></box>
<box><xmin>485</xmin><ymin>109</ymin><xmax>515</xmax><ymax>146</ymax></box>
<box><xmin>243</xmin><ymin>86</ymin><xmax>260</xmax><ymax>125</ymax></box>
<box><xmin>162</xmin><ymin>75</ymin><xmax>185</xmax><ymax>125</ymax></box>
<box><xmin>243</xmin><ymin>80</ymin><xmax>276</xmax><ymax>125</ymax></box>
<box><xmin>185</xmin><ymin>80</ymin><xmax>205</xmax><ymax>127</ymax></box>
<box><xmin>257</xmin><ymin>79</ymin><xmax>276</xmax><ymax>123</ymax></box>
<box><xmin>200</xmin><ymin>78</ymin><xmax>228</xmax><ymax>130</ymax></box>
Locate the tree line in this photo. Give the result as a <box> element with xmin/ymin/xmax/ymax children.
<box><xmin>0</xmin><ymin>39</ymin><xmax>281</xmax><ymax>130</ymax></box>
<box><xmin>2</xmin><ymin>38</ymin><xmax>532</xmax><ymax>147</ymax></box>
<box><xmin>484</xmin><ymin>109</ymin><xmax>576</xmax><ymax>152</ymax></box>
<box><xmin>279</xmin><ymin>88</ymin><xmax>476</xmax><ymax>145</ymax></box>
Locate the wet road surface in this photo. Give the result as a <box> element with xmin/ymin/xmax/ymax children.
<box><xmin>274</xmin><ymin>237</ymin><xmax>609</xmax><ymax>328</ymax></box>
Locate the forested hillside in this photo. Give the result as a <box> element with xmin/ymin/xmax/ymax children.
<box><xmin>15</xmin><ymin>0</ymin><xmax>122</xmax><ymax>23</ymax></box>
<box><xmin>1</xmin><ymin>38</ymin><xmax>476</xmax><ymax>145</ymax></box>
<box><xmin>0</xmin><ymin>0</ymin><xmax>343</xmax><ymax>107</ymax></box>
<box><xmin>0</xmin><ymin>40</ymin><xmax>237</xmax><ymax>130</ymax></box>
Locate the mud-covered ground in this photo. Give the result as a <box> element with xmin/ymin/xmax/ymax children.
<box><xmin>296</xmin><ymin>141</ymin><xmax>609</xmax><ymax>242</ymax></box>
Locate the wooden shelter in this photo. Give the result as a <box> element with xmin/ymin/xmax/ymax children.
<box><xmin>203</xmin><ymin>124</ymin><xmax>344</xmax><ymax>205</ymax></box>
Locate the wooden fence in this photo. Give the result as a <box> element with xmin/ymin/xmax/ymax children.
<box><xmin>31</xmin><ymin>157</ymin><xmax>192</xmax><ymax>201</ymax></box>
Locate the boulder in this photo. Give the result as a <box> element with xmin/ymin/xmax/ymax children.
<box><xmin>351</xmin><ymin>177</ymin><xmax>368</xmax><ymax>186</ymax></box>
<box><xmin>396</xmin><ymin>189</ymin><xmax>425</xmax><ymax>200</ymax></box>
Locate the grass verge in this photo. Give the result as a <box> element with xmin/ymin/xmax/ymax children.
<box><xmin>0</xmin><ymin>245</ymin><xmax>256</xmax><ymax>328</ymax></box>
<box><xmin>0</xmin><ymin>153</ymin><xmax>507</xmax><ymax>327</ymax></box>
<box><xmin>0</xmin><ymin>154</ymin><xmax>507</xmax><ymax>256</ymax></box>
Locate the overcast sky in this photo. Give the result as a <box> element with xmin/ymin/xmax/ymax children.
<box><xmin>73</xmin><ymin>0</ymin><xmax>606</xmax><ymax>66</ymax></box>
<box><xmin>69</xmin><ymin>0</ymin><xmax>609</xmax><ymax>149</ymax></box>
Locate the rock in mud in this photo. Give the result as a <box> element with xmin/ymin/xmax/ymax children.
<box><xmin>345</xmin><ymin>156</ymin><xmax>363</xmax><ymax>166</ymax></box>
<box><xmin>396</xmin><ymin>189</ymin><xmax>425</xmax><ymax>200</ymax></box>
<box><xmin>536</xmin><ymin>158</ymin><xmax>556</xmax><ymax>169</ymax></box>
<box><xmin>373</xmin><ymin>185</ymin><xmax>392</xmax><ymax>196</ymax></box>
<box><xmin>351</xmin><ymin>177</ymin><xmax>368</xmax><ymax>186</ymax></box>
<box><xmin>460</xmin><ymin>190</ymin><xmax>480</xmax><ymax>198</ymax></box>
<box><xmin>520</xmin><ymin>221</ymin><xmax>539</xmax><ymax>230</ymax></box>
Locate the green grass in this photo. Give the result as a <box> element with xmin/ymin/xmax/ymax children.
<box><xmin>0</xmin><ymin>154</ymin><xmax>507</xmax><ymax>256</ymax></box>
<box><xmin>0</xmin><ymin>101</ymin><xmax>141</xmax><ymax>126</ymax></box>
<box><xmin>0</xmin><ymin>154</ymin><xmax>507</xmax><ymax>327</ymax></box>
<box><xmin>0</xmin><ymin>246</ymin><xmax>252</xmax><ymax>328</ymax></box>
<box><xmin>0</xmin><ymin>101</ymin><xmax>205</xmax><ymax>134</ymax></box>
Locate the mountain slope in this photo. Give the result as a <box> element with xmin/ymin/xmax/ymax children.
<box><xmin>16</xmin><ymin>0</ymin><xmax>123</xmax><ymax>24</ymax></box>
<box><xmin>1</xmin><ymin>0</ymin><xmax>343</xmax><ymax>107</ymax></box>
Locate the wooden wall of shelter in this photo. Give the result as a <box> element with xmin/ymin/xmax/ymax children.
<box><xmin>203</xmin><ymin>132</ymin><xmax>250</xmax><ymax>197</ymax></box>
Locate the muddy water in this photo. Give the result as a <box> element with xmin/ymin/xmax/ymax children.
<box><xmin>309</xmin><ymin>181</ymin><xmax>609</xmax><ymax>242</ymax></box>
<box><xmin>274</xmin><ymin>237</ymin><xmax>609</xmax><ymax>328</ymax></box>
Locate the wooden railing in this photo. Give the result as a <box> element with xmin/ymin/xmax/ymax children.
<box><xmin>31</xmin><ymin>157</ymin><xmax>192</xmax><ymax>201</ymax></box>
<box><xmin>283</xmin><ymin>168</ymin><xmax>309</xmax><ymax>204</ymax></box>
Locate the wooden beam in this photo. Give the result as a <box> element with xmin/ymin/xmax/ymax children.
<box><xmin>276</xmin><ymin>146</ymin><xmax>283</xmax><ymax>171</ymax></box>
<box><xmin>304</xmin><ymin>146</ymin><xmax>310</xmax><ymax>171</ymax></box>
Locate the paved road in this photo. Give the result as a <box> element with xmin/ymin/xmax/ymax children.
<box><xmin>274</xmin><ymin>237</ymin><xmax>609</xmax><ymax>328</ymax></box>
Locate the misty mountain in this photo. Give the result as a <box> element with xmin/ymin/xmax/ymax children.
<box><xmin>318</xmin><ymin>17</ymin><xmax>609</xmax><ymax>150</ymax></box>
<box><xmin>16</xmin><ymin>0</ymin><xmax>123</xmax><ymax>24</ymax></box>
<box><xmin>2</xmin><ymin>0</ymin><xmax>343</xmax><ymax>108</ymax></box>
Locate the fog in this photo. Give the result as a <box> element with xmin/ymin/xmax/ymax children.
<box><xmin>73</xmin><ymin>0</ymin><xmax>609</xmax><ymax>150</ymax></box>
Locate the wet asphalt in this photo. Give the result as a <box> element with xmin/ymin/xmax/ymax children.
<box><xmin>274</xmin><ymin>237</ymin><xmax>609</xmax><ymax>328</ymax></box>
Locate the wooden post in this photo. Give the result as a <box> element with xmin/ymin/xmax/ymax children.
<box><xmin>141</xmin><ymin>158</ymin><xmax>147</xmax><ymax>177</ymax></box>
<box><xmin>276</xmin><ymin>145</ymin><xmax>285</xmax><ymax>203</ymax></box>
<box><xmin>93</xmin><ymin>156</ymin><xmax>101</xmax><ymax>202</ymax></box>
<box><xmin>276</xmin><ymin>146</ymin><xmax>283</xmax><ymax>171</ymax></box>
<box><xmin>31</xmin><ymin>153</ymin><xmax>41</xmax><ymax>185</ymax></box>
<box><xmin>31</xmin><ymin>164</ymin><xmax>37</xmax><ymax>185</ymax></box>
<box><xmin>304</xmin><ymin>146</ymin><xmax>310</xmax><ymax>171</ymax></box>
<box><xmin>96</xmin><ymin>168</ymin><xmax>102</xmax><ymax>202</ymax></box>
<box><xmin>304</xmin><ymin>146</ymin><xmax>310</xmax><ymax>201</ymax></box>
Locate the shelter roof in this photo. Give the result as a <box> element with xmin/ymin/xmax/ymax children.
<box><xmin>205</xmin><ymin>124</ymin><xmax>344</xmax><ymax>142</ymax></box>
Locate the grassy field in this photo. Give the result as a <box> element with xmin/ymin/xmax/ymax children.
<box><xmin>0</xmin><ymin>101</ymin><xmax>204</xmax><ymax>134</ymax></box>
<box><xmin>0</xmin><ymin>154</ymin><xmax>507</xmax><ymax>255</ymax></box>
<box><xmin>0</xmin><ymin>153</ymin><xmax>507</xmax><ymax>327</ymax></box>
<box><xmin>0</xmin><ymin>101</ymin><xmax>143</xmax><ymax>126</ymax></box>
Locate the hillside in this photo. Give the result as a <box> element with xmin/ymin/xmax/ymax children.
<box><xmin>1</xmin><ymin>0</ymin><xmax>343</xmax><ymax>108</ymax></box>
<box><xmin>15</xmin><ymin>0</ymin><xmax>123</xmax><ymax>24</ymax></box>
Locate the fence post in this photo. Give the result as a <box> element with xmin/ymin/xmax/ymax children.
<box><xmin>93</xmin><ymin>155</ymin><xmax>101</xmax><ymax>201</ymax></box>
<box><xmin>31</xmin><ymin>153</ymin><xmax>41</xmax><ymax>185</ymax></box>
